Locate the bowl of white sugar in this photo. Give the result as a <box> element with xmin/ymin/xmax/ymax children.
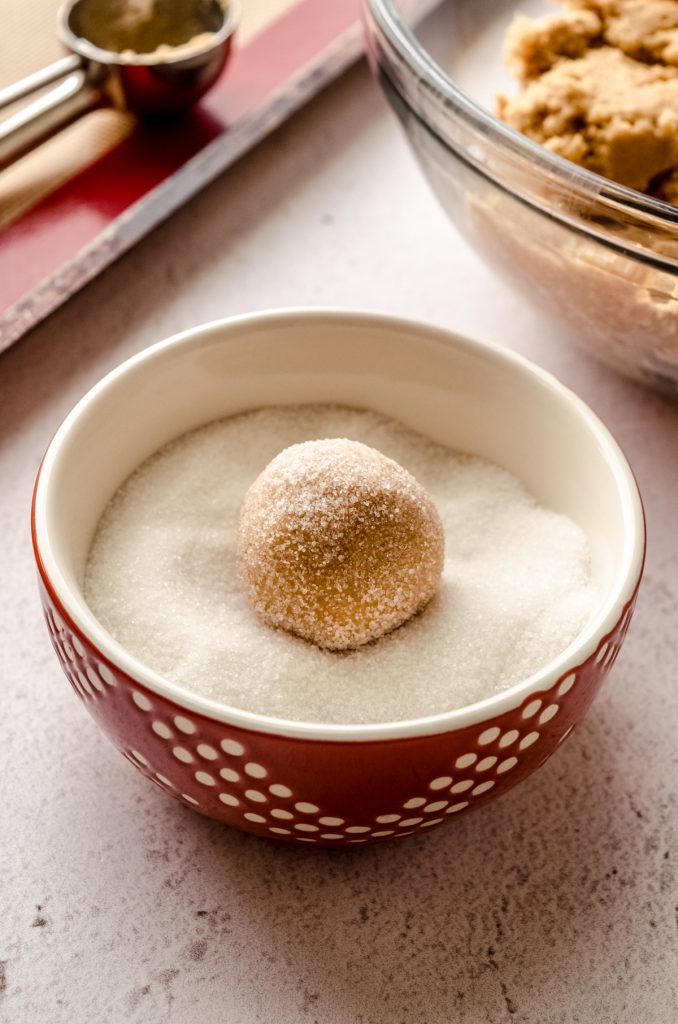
<box><xmin>32</xmin><ymin>309</ymin><xmax>645</xmax><ymax>845</ymax></box>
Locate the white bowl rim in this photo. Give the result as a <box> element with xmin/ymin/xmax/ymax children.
<box><xmin>32</xmin><ymin>307</ymin><xmax>646</xmax><ymax>742</ymax></box>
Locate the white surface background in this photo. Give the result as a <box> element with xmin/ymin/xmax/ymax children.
<box><xmin>1</xmin><ymin>54</ymin><xmax>677</xmax><ymax>1024</ymax></box>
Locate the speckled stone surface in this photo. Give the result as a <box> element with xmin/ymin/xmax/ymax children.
<box><xmin>1</xmin><ymin>58</ymin><xmax>677</xmax><ymax>1024</ymax></box>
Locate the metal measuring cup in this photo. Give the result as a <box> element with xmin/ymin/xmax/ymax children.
<box><xmin>0</xmin><ymin>0</ymin><xmax>238</xmax><ymax>171</ymax></box>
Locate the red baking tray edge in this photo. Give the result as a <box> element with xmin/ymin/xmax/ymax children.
<box><xmin>0</xmin><ymin>0</ymin><xmax>368</xmax><ymax>354</ymax></box>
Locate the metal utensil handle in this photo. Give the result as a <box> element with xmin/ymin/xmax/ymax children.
<box><xmin>0</xmin><ymin>69</ymin><xmax>104</xmax><ymax>171</ymax></box>
<box><xmin>0</xmin><ymin>54</ymin><xmax>83</xmax><ymax>111</ymax></box>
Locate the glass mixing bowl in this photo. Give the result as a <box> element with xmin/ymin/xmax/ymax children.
<box><xmin>363</xmin><ymin>0</ymin><xmax>678</xmax><ymax>396</ymax></box>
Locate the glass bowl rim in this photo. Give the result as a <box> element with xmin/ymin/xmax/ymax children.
<box><xmin>365</xmin><ymin>0</ymin><xmax>678</xmax><ymax>263</ymax></box>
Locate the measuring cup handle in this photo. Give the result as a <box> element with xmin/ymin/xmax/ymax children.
<box><xmin>0</xmin><ymin>54</ymin><xmax>84</xmax><ymax>111</ymax></box>
<box><xmin>0</xmin><ymin>66</ymin><xmax>105</xmax><ymax>171</ymax></box>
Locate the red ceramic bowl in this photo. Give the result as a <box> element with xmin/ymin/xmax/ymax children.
<box><xmin>32</xmin><ymin>310</ymin><xmax>645</xmax><ymax>845</ymax></box>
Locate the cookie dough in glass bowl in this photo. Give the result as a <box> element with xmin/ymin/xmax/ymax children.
<box><xmin>364</xmin><ymin>0</ymin><xmax>678</xmax><ymax>396</ymax></box>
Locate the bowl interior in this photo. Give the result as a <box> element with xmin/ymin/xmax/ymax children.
<box><xmin>36</xmin><ymin>311</ymin><xmax>641</xmax><ymax>696</ymax></box>
<box><xmin>411</xmin><ymin>0</ymin><xmax>547</xmax><ymax>108</ymax></box>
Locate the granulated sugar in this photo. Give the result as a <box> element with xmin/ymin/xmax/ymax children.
<box><xmin>84</xmin><ymin>406</ymin><xmax>599</xmax><ymax>725</ymax></box>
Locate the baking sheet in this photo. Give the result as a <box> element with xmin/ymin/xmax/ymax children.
<box><xmin>0</xmin><ymin>0</ymin><xmax>402</xmax><ymax>352</ymax></box>
<box><xmin>0</xmin><ymin>0</ymin><xmax>298</xmax><ymax>231</ymax></box>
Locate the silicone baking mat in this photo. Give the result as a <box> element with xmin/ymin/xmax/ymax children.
<box><xmin>0</xmin><ymin>0</ymin><xmax>429</xmax><ymax>353</ymax></box>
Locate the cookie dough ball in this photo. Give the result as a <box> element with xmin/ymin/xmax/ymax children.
<box><xmin>237</xmin><ymin>438</ymin><xmax>444</xmax><ymax>650</ymax></box>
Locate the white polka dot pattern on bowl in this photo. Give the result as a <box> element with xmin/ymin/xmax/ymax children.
<box><xmin>43</xmin><ymin>609</ymin><xmax>117</xmax><ymax>701</ymax></box>
<box><xmin>197</xmin><ymin>744</ymin><xmax>218</xmax><ymax>760</ymax></box>
<box><xmin>40</xmin><ymin>587</ymin><xmax>637</xmax><ymax>844</ymax></box>
<box><xmin>119</xmin><ymin>683</ymin><xmax>582</xmax><ymax>843</ymax></box>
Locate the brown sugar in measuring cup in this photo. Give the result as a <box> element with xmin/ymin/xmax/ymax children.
<box><xmin>0</xmin><ymin>0</ymin><xmax>238</xmax><ymax>170</ymax></box>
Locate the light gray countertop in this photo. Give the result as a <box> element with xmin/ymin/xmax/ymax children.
<box><xmin>1</xmin><ymin>60</ymin><xmax>677</xmax><ymax>1024</ymax></box>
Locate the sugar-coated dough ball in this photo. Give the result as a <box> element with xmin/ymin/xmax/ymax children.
<box><xmin>237</xmin><ymin>438</ymin><xmax>444</xmax><ymax>650</ymax></box>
